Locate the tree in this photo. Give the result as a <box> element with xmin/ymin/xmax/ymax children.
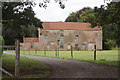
<box><xmin>21</xmin><ymin>25</ymin><xmax>38</xmax><ymax>37</ymax></box>
<box><xmin>65</xmin><ymin>7</ymin><xmax>92</xmax><ymax>22</ymax></box>
<box><xmin>65</xmin><ymin>2</ymin><xmax>120</xmax><ymax>49</ymax></box>
<box><xmin>2</xmin><ymin>2</ymin><xmax>42</xmax><ymax>45</ymax></box>
<box><xmin>94</xmin><ymin>2</ymin><xmax>120</xmax><ymax>48</ymax></box>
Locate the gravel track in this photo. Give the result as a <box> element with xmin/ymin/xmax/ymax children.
<box><xmin>3</xmin><ymin>51</ymin><xmax>118</xmax><ymax>78</ymax></box>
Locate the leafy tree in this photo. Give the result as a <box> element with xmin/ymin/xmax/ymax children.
<box><xmin>65</xmin><ymin>7</ymin><xmax>92</xmax><ymax>22</ymax></box>
<box><xmin>2</xmin><ymin>2</ymin><xmax>42</xmax><ymax>45</ymax></box>
<box><xmin>21</xmin><ymin>25</ymin><xmax>38</xmax><ymax>37</ymax></box>
<box><xmin>102</xmin><ymin>24</ymin><xmax>118</xmax><ymax>49</ymax></box>
<box><xmin>104</xmin><ymin>39</ymin><xmax>116</xmax><ymax>50</ymax></box>
<box><xmin>94</xmin><ymin>2</ymin><xmax>120</xmax><ymax>48</ymax></box>
<box><xmin>65</xmin><ymin>2</ymin><xmax>120</xmax><ymax>49</ymax></box>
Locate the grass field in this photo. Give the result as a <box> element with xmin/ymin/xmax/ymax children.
<box><xmin>2</xmin><ymin>54</ymin><xmax>50</xmax><ymax>78</ymax></box>
<box><xmin>7</xmin><ymin>50</ymin><xmax>118</xmax><ymax>67</ymax></box>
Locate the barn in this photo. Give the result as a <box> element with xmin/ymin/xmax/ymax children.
<box><xmin>20</xmin><ymin>22</ymin><xmax>102</xmax><ymax>51</ymax></box>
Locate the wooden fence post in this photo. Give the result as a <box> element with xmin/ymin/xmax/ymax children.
<box><xmin>15</xmin><ymin>39</ymin><xmax>20</xmax><ymax>77</ymax></box>
<box><xmin>55</xmin><ymin>48</ymin><xmax>57</xmax><ymax>57</ymax></box>
<box><xmin>35</xmin><ymin>49</ymin><xmax>37</xmax><ymax>54</ymax></box>
<box><xmin>71</xmin><ymin>45</ymin><xmax>73</xmax><ymax>58</ymax></box>
<box><xmin>44</xmin><ymin>48</ymin><xmax>46</xmax><ymax>56</ymax></box>
<box><xmin>94</xmin><ymin>45</ymin><xmax>96</xmax><ymax>60</ymax></box>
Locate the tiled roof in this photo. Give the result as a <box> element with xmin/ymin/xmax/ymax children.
<box><xmin>23</xmin><ymin>37</ymin><xmax>39</xmax><ymax>43</ymax></box>
<box><xmin>42</xmin><ymin>22</ymin><xmax>101</xmax><ymax>30</ymax></box>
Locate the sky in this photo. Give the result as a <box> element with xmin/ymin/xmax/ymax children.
<box><xmin>33</xmin><ymin>0</ymin><xmax>110</xmax><ymax>22</ymax></box>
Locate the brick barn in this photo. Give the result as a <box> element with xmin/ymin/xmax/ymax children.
<box><xmin>20</xmin><ymin>22</ymin><xmax>102</xmax><ymax>51</ymax></box>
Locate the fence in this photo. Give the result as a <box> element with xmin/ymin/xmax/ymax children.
<box><xmin>19</xmin><ymin>45</ymin><xmax>97</xmax><ymax>60</ymax></box>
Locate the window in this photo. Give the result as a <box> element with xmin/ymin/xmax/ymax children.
<box><xmin>67</xmin><ymin>43</ymin><xmax>71</xmax><ymax>50</ymax></box>
<box><xmin>94</xmin><ymin>33</ymin><xmax>98</xmax><ymax>38</ymax></box>
<box><xmin>82</xmin><ymin>42</ymin><xmax>87</xmax><ymax>46</ymax></box>
<box><xmin>75</xmin><ymin>44</ymin><xmax>78</xmax><ymax>47</ymax></box>
<box><xmin>60</xmin><ymin>33</ymin><xmax>64</xmax><ymax>37</ymax></box>
<box><xmin>47</xmin><ymin>44</ymin><xmax>50</xmax><ymax>50</ymax></box>
<box><xmin>40</xmin><ymin>33</ymin><xmax>42</xmax><ymax>35</ymax></box>
<box><xmin>60</xmin><ymin>42</ymin><xmax>64</xmax><ymax>48</ymax></box>
<box><xmin>75</xmin><ymin>34</ymin><xmax>79</xmax><ymax>38</ymax></box>
<box><xmin>30</xmin><ymin>43</ymin><xmax>33</xmax><ymax>48</ymax></box>
<box><xmin>45</xmin><ymin>34</ymin><xmax>48</xmax><ymax>38</ymax></box>
<box><xmin>68</xmin><ymin>43</ymin><xmax>71</xmax><ymax>45</ymax></box>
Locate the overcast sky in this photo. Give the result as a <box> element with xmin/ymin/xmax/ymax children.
<box><xmin>33</xmin><ymin>0</ymin><xmax>110</xmax><ymax>22</ymax></box>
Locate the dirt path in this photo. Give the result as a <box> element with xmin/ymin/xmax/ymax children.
<box><xmin>3</xmin><ymin>51</ymin><xmax>118</xmax><ymax>78</ymax></box>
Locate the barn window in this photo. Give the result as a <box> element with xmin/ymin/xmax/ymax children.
<box><xmin>60</xmin><ymin>42</ymin><xmax>64</xmax><ymax>48</ymax></box>
<box><xmin>40</xmin><ymin>33</ymin><xmax>42</xmax><ymax>35</ymax></box>
<box><xmin>68</xmin><ymin>43</ymin><xmax>71</xmax><ymax>45</ymax></box>
<box><xmin>94</xmin><ymin>33</ymin><xmax>98</xmax><ymax>37</ymax></box>
<box><xmin>60</xmin><ymin>33</ymin><xmax>64</xmax><ymax>37</ymax></box>
<box><xmin>75</xmin><ymin>44</ymin><xmax>78</xmax><ymax>47</ymax></box>
<box><xmin>45</xmin><ymin>34</ymin><xmax>48</xmax><ymax>38</ymax></box>
<box><xmin>30</xmin><ymin>43</ymin><xmax>33</xmax><ymax>48</ymax></box>
<box><xmin>75</xmin><ymin>34</ymin><xmax>79</xmax><ymax>38</ymax></box>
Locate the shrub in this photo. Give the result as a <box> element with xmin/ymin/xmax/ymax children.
<box><xmin>104</xmin><ymin>39</ymin><xmax>116</xmax><ymax>50</ymax></box>
<box><xmin>74</xmin><ymin>47</ymin><xmax>80</xmax><ymax>51</ymax></box>
<box><xmin>0</xmin><ymin>36</ymin><xmax>5</xmax><ymax>55</ymax></box>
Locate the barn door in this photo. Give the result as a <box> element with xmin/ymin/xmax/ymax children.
<box><xmin>67</xmin><ymin>43</ymin><xmax>71</xmax><ymax>50</ymax></box>
<box><xmin>88</xmin><ymin>43</ymin><xmax>94</xmax><ymax>50</ymax></box>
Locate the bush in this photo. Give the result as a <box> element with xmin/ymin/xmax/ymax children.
<box><xmin>104</xmin><ymin>39</ymin><xmax>116</xmax><ymax>50</ymax></box>
<box><xmin>74</xmin><ymin>47</ymin><xmax>80</xmax><ymax>51</ymax></box>
<box><xmin>0</xmin><ymin>36</ymin><xmax>5</xmax><ymax>55</ymax></box>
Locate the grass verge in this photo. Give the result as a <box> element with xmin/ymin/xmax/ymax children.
<box><xmin>2</xmin><ymin>54</ymin><xmax>50</xmax><ymax>78</ymax></box>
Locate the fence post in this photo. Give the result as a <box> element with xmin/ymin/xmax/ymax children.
<box><xmin>15</xmin><ymin>39</ymin><xmax>20</xmax><ymax>77</ymax></box>
<box><xmin>94</xmin><ymin>45</ymin><xmax>96</xmax><ymax>60</ymax></box>
<box><xmin>44</xmin><ymin>48</ymin><xmax>46</xmax><ymax>56</ymax></box>
<box><xmin>35</xmin><ymin>49</ymin><xmax>37</xmax><ymax>54</ymax></box>
<box><xmin>55</xmin><ymin>48</ymin><xmax>57</xmax><ymax>57</ymax></box>
<box><xmin>71</xmin><ymin>45</ymin><xmax>73</xmax><ymax>58</ymax></box>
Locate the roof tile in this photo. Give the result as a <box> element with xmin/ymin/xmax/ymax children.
<box><xmin>42</xmin><ymin>22</ymin><xmax>101</xmax><ymax>30</ymax></box>
<box><xmin>23</xmin><ymin>37</ymin><xmax>39</xmax><ymax>43</ymax></box>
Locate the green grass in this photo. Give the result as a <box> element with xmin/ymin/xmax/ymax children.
<box><xmin>7</xmin><ymin>50</ymin><xmax>119</xmax><ymax>67</ymax></box>
<box><xmin>2</xmin><ymin>54</ymin><xmax>50</xmax><ymax>78</ymax></box>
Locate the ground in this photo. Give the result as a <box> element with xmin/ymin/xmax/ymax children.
<box><xmin>3</xmin><ymin>51</ymin><xmax>118</xmax><ymax>78</ymax></box>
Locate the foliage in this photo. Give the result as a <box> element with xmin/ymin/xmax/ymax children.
<box><xmin>0</xmin><ymin>36</ymin><xmax>4</xmax><ymax>55</ymax></box>
<box><xmin>2</xmin><ymin>2</ymin><xmax>42</xmax><ymax>45</ymax></box>
<box><xmin>0</xmin><ymin>36</ymin><xmax>5</xmax><ymax>45</ymax></box>
<box><xmin>94</xmin><ymin>2</ymin><xmax>120</xmax><ymax>47</ymax></box>
<box><xmin>21</xmin><ymin>25</ymin><xmax>38</xmax><ymax>37</ymax></box>
<box><xmin>104</xmin><ymin>39</ymin><xmax>116</xmax><ymax>50</ymax></box>
<box><xmin>65</xmin><ymin>7</ymin><xmax>92</xmax><ymax>22</ymax></box>
<box><xmin>102</xmin><ymin>24</ymin><xmax>118</xmax><ymax>49</ymax></box>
